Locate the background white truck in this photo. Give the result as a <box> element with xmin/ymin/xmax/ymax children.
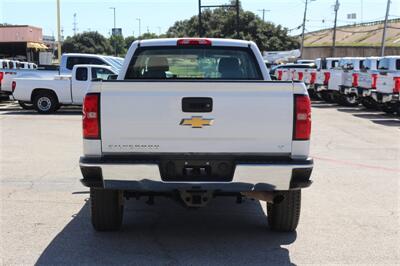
<box><xmin>79</xmin><ymin>38</ymin><xmax>313</xmax><ymax>232</ymax></box>
<box><xmin>13</xmin><ymin>65</ymin><xmax>116</xmax><ymax>113</ymax></box>
<box><xmin>313</xmin><ymin>57</ymin><xmax>339</xmax><ymax>101</ymax></box>
<box><xmin>371</xmin><ymin>56</ymin><xmax>400</xmax><ymax>114</ymax></box>
<box><xmin>0</xmin><ymin>53</ymin><xmax>123</xmax><ymax>96</ymax></box>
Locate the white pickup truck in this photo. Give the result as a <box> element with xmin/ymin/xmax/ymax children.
<box><xmin>13</xmin><ymin>65</ymin><xmax>116</xmax><ymax>113</ymax></box>
<box><xmin>313</xmin><ymin>57</ymin><xmax>339</xmax><ymax>101</ymax></box>
<box><xmin>0</xmin><ymin>53</ymin><xmax>123</xmax><ymax>97</ymax></box>
<box><xmin>354</xmin><ymin>57</ymin><xmax>380</xmax><ymax>109</ymax></box>
<box><xmin>79</xmin><ymin>38</ymin><xmax>313</xmax><ymax>232</ymax></box>
<box><xmin>371</xmin><ymin>56</ymin><xmax>400</xmax><ymax>114</ymax></box>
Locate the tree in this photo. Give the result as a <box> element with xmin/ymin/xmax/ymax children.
<box><xmin>62</xmin><ymin>31</ymin><xmax>113</xmax><ymax>55</ymax></box>
<box><xmin>109</xmin><ymin>34</ymin><xmax>126</xmax><ymax>56</ymax></box>
<box><xmin>124</xmin><ymin>36</ymin><xmax>136</xmax><ymax>51</ymax></box>
<box><xmin>166</xmin><ymin>1</ymin><xmax>299</xmax><ymax>51</ymax></box>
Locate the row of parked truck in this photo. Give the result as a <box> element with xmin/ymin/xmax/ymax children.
<box><xmin>271</xmin><ymin>56</ymin><xmax>400</xmax><ymax>115</ymax></box>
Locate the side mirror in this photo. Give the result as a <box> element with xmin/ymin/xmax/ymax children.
<box><xmin>107</xmin><ymin>74</ymin><xmax>118</xmax><ymax>80</ymax></box>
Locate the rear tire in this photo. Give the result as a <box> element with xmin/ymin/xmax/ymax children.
<box><xmin>340</xmin><ymin>94</ymin><xmax>359</xmax><ymax>107</ymax></box>
<box><xmin>361</xmin><ymin>97</ymin><xmax>378</xmax><ymax>110</ymax></box>
<box><xmin>381</xmin><ymin>104</ymin><xmax>395</xmax><ymax>114</ymax></box>
<box><xmin>267</xmin><ymin>190</ymin><xmax>301</xmax><ymax>232</ymax></box>
<box><xmin>90</xmin><ymin>188</ymin><xmax>124</xmax><ymax>231</ymax></box>
<box><xmin>18</xmin><ymin>101</ymin><xmax>34</xmax><ymax>110</ymax></box>
<box><xmin>33</xmin><ymin>91</ymin><xmax>59</xmax><ymax>114</ymax></box>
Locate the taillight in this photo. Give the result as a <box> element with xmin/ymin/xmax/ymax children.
<box><xmin>352</xmin><ymin>73</ymin><xmax>359</xmax><ymax>87</ymax></box>
<box><xmin>323</xmin><ymin>72</ymin><xmax>330</xmax><ymax>85</ymax></box>
<box><xmin>294</xmin><ymin>95</ymin><xmax>311</xmax><ymax>140</ymax></box>
<box><xmin>298</xmin><ymin>71</ymin><xmax>304</xmax><ymax>81</ymax></box>
<box><xmin>394</xmin><ymin>77</ymin><xmax>400</xmax><ymax>93</ymax></box>
<box><xmin>277</xmin><ymin>70</ymin><xmax>283</xmax><ymax>80</ymax></box>
<box><xmin>177</xmin><ymin>38</ymin><xmax>212</xmax><ymax>46</ymax></box>
<box><xmin>11</xmin><ymin>81</ymin><xmax>16</xmax><ymax>92</ymax></box>
<box><xmin>310</xmin><ymin>72</ymin><xmax>316</xmax><ymax>84</ymax></box>
<box><xmin>371</xmin><ymin>74</ymin><xmax>378</xmax><ymax>89</ymax></box>
<box><xmin>0</xmin><ymin>72</ymin><xmax>3</xmax><ymax>83</ymax></box>
<box><xmin>83</xmin><ymin>93</ymin><xmax>100</xmax><ymax>139</ymax></box>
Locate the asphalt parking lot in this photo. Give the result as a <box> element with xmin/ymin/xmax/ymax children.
<box><xmin>1</xmin><ymin>100</ymin><xmax>399</xmax><ymax>265</ymax></box>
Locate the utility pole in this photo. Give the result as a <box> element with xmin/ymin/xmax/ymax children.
<box><xmin>157</xmin><ymin>27</ymin><xmax>161</xmax><ymax>35</ymax></box>
<box><xmin>332</xmin><ymin>0</ymin><xmax>340</xmax><ymax>57</ymax></box>
<box><xmin>198</xmin><ymin>0</ymin><xmax>240</xmax><ymax>38</ymax></box>
<box><xmin>236</xmin><ymin>0</ymin><xmax>240</xmax><ymax>38</ymax></box>
<box><xmin>300</xmin><ymin>0</ymin><xmax>310</xmax><ymax>57</ymax></box>
<box><xmin>198</xmin><ymin>0</ymin><xmax>202</xmax><ymax>37</ymax></box>
<box><xmin>380</xmin><ymin>0</ymin><xmax>391</xmax><ymax>56</ymax></box>
<box><xmin>56</xmin><ymin>0</ymin><xmax>61</xmax><ymax>61</ymax></box>
<box><xmin>73</xmin><ymin>13</ymin><xmax>77</xmax><ymax>35</ymax></box>
<box><xmin>136</xmin><ymin>18</ymin><xmax>141</xmax><ymax>38</ymax></box>
<box><xmin>257</xmin><ymin>9</ymin><xmax>270</xmax><ymax>22</ymax></box>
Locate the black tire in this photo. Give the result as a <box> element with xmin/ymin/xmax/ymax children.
<box><xmin>33</xmin><ymin>91</ymin><xmax>59</xmax><ymax>114</ymax></box>
<box><xmin>320</xmin><ymin>91</ymin><xmax>333</xmax><ymax>103</ymax></box>
<box><xmin>340</xmin><ymin>94</ymin><xmax>359</xmax><ymax>107</ymax></box>
<box><xmin>267</xmin><ymin>190</ymin><xmax>301</xmax><ymax>232</ymax></box>
<box><xmin>90</xmin><ymin>188</ymin><xmax>124</xmax><ymax>231</ymax></box>
<box><xmin>361</xmin><ymin>97</ymin><xmax>378</xmax><ymax>110</ymax></box>
<box><xmin>18</xmin><ymin>101</ymin><xmax>34</xmax><ymax>110</ymax></box>
<box><xmin>381</xmin><ymin>104</ymin><xmax>395</xmax><ymax>114</ymax></box>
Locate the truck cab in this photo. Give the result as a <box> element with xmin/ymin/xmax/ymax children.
<box><xmin>313</xmin><ymin>57</ymin><xmax>339</xmax><ymax>101</ymax></box>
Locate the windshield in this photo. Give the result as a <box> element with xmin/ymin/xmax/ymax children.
<box><xmin>125</xmin><ymin>47</ymin><xmax>262</xmax><ymax>80</ymax></box>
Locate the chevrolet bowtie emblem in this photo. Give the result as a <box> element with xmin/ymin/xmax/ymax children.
<box><xmin>180</xmin><ymin>116</ymin><xmax>214</xmax><ymax>128</ymax></box>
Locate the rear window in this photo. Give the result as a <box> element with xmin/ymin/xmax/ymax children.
<box><xmin>125</xmin><ymin>47</ymin><xmax>262</xmax><ymax>80</ymax></box>
<box><xmin>66</xmin><ymin>57</ymin><xmax>107</xmax><ymax>70</ymax></box>
<box><xmin>396</xmin><ymin>59</ymin><xmax>400</xmax><ymax>70</ymax></box>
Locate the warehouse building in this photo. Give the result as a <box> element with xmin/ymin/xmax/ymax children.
<box><xmin>0</xmin><ymin>25</ymin><xmax>49</xmax><ymax>64</ymax></box>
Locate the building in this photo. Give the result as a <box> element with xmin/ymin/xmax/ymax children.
<box><xmin>0</xmin><ymin>25</ymin><xmax>49</xmax><ymax>63</ymax></box>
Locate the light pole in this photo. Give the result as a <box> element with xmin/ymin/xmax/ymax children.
<box><xmin>109</xmin><ymin>7</ymin><xmax>117</xmax><ymax>56</ymax></box>
<box><xmin>257</xmin><ymin>9</ymin><xmax>270</xmax><ymax>22</ymax></box>
<box><xmin>56</xmin><ymin>0</ymin><xmax>61</xmax><ymax>61</ymax></box>
<box><xmin>332</xmin><ymin>0</ymin><xmax>340</xmax><ymax>57</ymax></box>
<box><xmin>300</xmin><ymin>0</ymin><xmax>315</xmax><ymax>58</ymax></box>
<box><xmin>109</xmin><ymin>7</ymin><xmax>116</xmax><ymax>29</ymax></box>
<box><xmin>136</xmin><ymin>18</ymin><xmax>141</xmax><ymax>38</ymax></box>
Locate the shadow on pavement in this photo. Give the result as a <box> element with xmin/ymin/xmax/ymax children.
<box><xmin>0</xmin><ymin>110</ymin><xmax>82</xmax><ymax>116</ymax></box>
<box><xmin>36</xmin><ymin>197</ymin><xmax>296</xmax><ymax>265</ymax></box>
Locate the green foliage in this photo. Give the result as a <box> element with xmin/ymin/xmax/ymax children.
<box><xmin>166</xmin><ymin>1</ymin><xmax>299</xmax><ymax>51</ymax></box>
<box><xmin>109</xmin><ymin>34</ymin><xmax>126</xmax><ymax>56</ymax></box>
<box><xmin>124</xmin><ymin>36</ymin><xmax>137</xmax><ymax>51</ymax></box>
<box><xmin>62</xmin><ymin>31</ymin><xmax>113</xmax><ymax>55</ymax></box>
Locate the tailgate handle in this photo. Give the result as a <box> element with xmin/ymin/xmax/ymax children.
<box><xmin>182</xmin><ymin>97</ymin><xmax>213</xmax><ymax>113</ymax></box>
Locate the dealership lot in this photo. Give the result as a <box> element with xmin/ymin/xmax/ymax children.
<box><xmin>0</xmin><ymin>101</ymin><xmax>399</xmax><ymax>265</ymax></box>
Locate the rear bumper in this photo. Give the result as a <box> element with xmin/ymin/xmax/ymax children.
<box><xmin>79</xmin><ymin>156</ymin><xmax>313</xmax><ymax>192</ymax></box>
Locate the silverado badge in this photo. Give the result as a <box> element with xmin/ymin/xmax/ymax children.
<box><xmin>180</xmin><ymin>116</ymin><xmax>214</xmax><ymax>128</ymax></box>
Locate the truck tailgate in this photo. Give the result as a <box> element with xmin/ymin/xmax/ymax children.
<box><xmin>100</xmin><ymin>81</ymin><xmax>294</xmax><ymax>154</ymax></box>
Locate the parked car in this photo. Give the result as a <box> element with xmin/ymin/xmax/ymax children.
<box><xmin>12</xmin><ymin>65</ymin><xmax>116</xmax><ymax>113</ymax></box>
<box><xmin>79</xmin><ymin>38</ymin><xmax>313</xmax><ymax>232</ymax></box>
<box><xmin>371</xmin><ymin>56</ymin><xmax>400</xmax><ymax>115</ymax></box>
<box><xmin>0</xmin><ymin>53</ymin><xmax>123</xmax><ymax>96</ymax></box>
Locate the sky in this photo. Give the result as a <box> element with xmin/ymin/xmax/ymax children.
<box><xmin>0</xmin><ymin>0</ymin><xmax>399</xmax><ymax>39</ymax></box>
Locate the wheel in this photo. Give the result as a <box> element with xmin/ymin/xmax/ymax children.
<box><xmin>90</xmin><ymin>188</ymin><xmax>124</xmax><ymax>231</ymax></box>
<box><xmin>267</xmin><ymin>190</ymin><xmax>301</xmax><ymax>232</ymax></box>
<box><xmin>340</xmin><ymin>94</ymin><xmax>359</xmax><ymax>107</ymax></box>
<box><xmin>361</xmin><ymin>97</ymin><xmax>378</xmax><ymax>110</ymax></box>
<box><xmin>18</xmin><ymin>101</ymin><xmax>34</xmax><ymax>110</ymax></box>
<box><xmin>320</xmin><ymin>91</ymin><xmax>333</xmax><ymax>103</ymax></box>
<box><xmin>33</xmin><ymin>91</ymin><xmax>59</xmax><ymax>114</ymax></box>
<box><xmin>381</xmin><ymin>104</ymin><xmax>395</xmax><ymax>114</ymax></box>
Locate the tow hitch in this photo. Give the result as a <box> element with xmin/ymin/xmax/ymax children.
<box><xmin>179</xmin><ymin>190</ymin><xmax>214</xmax><ymax>207</ymax></box>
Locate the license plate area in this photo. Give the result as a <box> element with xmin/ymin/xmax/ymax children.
<box><xmin>160</xmin><ymin>159</ymin><xmax>234</xmax><ymax>182</ymax></box>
